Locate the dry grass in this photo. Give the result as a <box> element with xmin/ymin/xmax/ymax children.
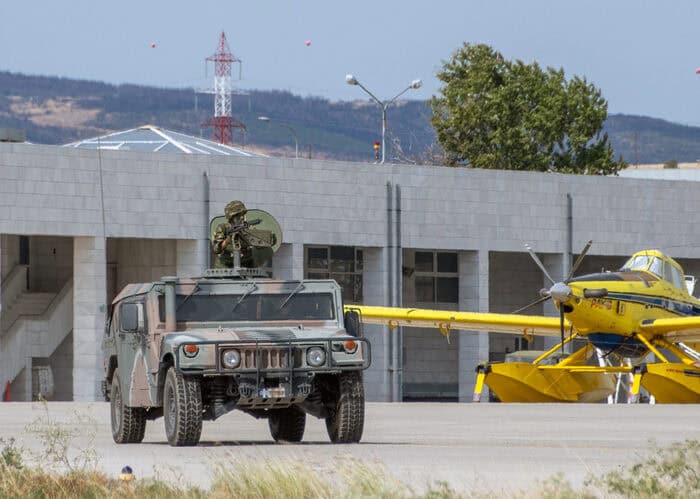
<box><xmin>1</xmin><ymin>427</ymin><xmax>698</xmax><ymax>499</ymax></box>
<box><xmin>8</xmin><ymin>96</ymin><xmax>100</xmax><ymax>128</ymax></box>
<box><xmin>0</xmin><ymin>453</ymin><xmax>468</xmax><ymax>499</ymax></box>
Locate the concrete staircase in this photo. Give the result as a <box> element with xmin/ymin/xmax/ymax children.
<box><xmin>1</xmin><ymin>292</ymin><xmax>57</xmax><ymax>332</ymax></box>
<box><xmin>1</xmin><ymin>265</ymin><xmax>73</xmax><ymax>399</ymax></box>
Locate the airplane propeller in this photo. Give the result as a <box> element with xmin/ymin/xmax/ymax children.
<box><xmin>517</xmin><ymin>240</ymin><xmax>594</xmax><ymax>355</ymax></box>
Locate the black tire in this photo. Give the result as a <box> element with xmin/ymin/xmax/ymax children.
<box><xmin>325</xmin><ymin>372</ymin><xmax>365</xmax><ymax>443</ymax></box>
<box><xmin>163</xmin><ymin>367</ymin><xmax>202</xmax><ymax>446</ymax></box>
<box><xmin>110</xmin><ymin>370</ymin><xmax>147</xmax><ymax>444</ymax></box>
<box><xmin>268</xmin><ymin>406</ymin><xmax>306</xmax><ymax>442</ymax></box>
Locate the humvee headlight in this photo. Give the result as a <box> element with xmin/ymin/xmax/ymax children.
<box><xmin>222</xmin><ymin>349</ymin><xmax>241</xmax><ymax>369</ymax></box>
<box><xmin>306</xmin><ymin>346</ymin><xmax>326</xmax><ymax>367</ymax></box>
<box><xmin>183</xmin><ymin>344</ymin><xmax>199</xmax><ymax>358</ymax></box>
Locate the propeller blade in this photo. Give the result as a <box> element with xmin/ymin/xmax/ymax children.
<box><xmin>559</xmin><ymin>307</ymin><xmax>566</xmax><ymax>356</ymax></box>
<box><xmin>567</xmin><ymin>240</ymin><xmax>593</xmax><ymax>281</ymax></box>
<box><xmin>511</xmin><ymin>295</ymin><xmax>551</xmax><ymax>315</ymax></box>
<box><xmin>525</xmin><ymin>243</ymin><xmax>556</xmax><ymax>285</ymax></box>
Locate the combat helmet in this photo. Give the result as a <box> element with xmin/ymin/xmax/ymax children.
<box><xmin>224</xmin><ymin>200</ymin><xmax>247</xmax><ymax>219</ymax></box>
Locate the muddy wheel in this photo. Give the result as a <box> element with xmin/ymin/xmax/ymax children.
<box><xmin>110</xmin><ymin>370</ymin><xmax>146</xmax><ymax>444</ymax></box>
<box><xmin>163</xmin><ymin>367</ymin><xmax>202</xmax><ymax>446</ymax></box>
<box><xmin>325</xmin><ymin>372</ymin><xmax>364</xmax><ymax>443</ymax></box>
<box><xmin>268</xmin><ymin>406</ymin><xmax>306</xmax><ymax>442</ymax></box>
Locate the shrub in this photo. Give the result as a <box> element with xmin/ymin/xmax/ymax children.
<box><xmin>663</xmin><ymin>159</ymin><xmax>679</xmax><ymax>169</ymax></box>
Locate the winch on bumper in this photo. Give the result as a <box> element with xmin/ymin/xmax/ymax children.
<box><xmin>174</xmin><ymin>337</ymin><xmax>370</xmax><ymax>406</ymax></box>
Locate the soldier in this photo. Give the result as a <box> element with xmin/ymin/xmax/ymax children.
<box><xmin>212</xmin><ymin>200</ymin><xmax>247</xmax><ymax>268</ymax></box>
<box><xmin>212</xmin><ymin>200</ymin><xmax>276</xmax><ymax>268</ymax></box>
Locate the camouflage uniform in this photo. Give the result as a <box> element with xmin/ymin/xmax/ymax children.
<box><xmin>212</xmin><ymin>201</ymin><xmax>247</xmax><ymax>268</ymax></box>
<box><xmin>212</xmin><ymin>200</ymin><xmax>276</xmax><ymax>268</ymax></box>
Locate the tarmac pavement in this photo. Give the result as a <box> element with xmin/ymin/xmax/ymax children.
<box><xmin>1</xmin><ymin>401</ymin><xmax>699</xmax><ymax>494</ymax></box>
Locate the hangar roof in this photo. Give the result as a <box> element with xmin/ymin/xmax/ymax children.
<box><xmin>63</xmin><ymin>125</ymin><xmax>266</xmax><ymax>157</ymax></box>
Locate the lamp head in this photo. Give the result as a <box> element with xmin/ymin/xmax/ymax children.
<box><xmin>409</xmin><ymin>79</ymin><xmax>423</xmax><ymax>89</ymax></box>
<box><xmin>345</xmin><ymin>74</ymin><xmax>359</xmax><ymax>85</ymax></box>
<box><xmin>257</xmin><ymin>116</ymin><xmax>270</xmax><ymax>122</ymax></box>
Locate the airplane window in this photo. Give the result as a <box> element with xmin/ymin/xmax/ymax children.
<box><xmin>649</xmin><ymin>257</ymin><xmax>664</xmax><ymax>278</ymax></box>
<box><xmin>663</xmin><ymin>261</ymin><xmax>671</xmax><ymax>281</ymax></box>
<box><xmin>622</xmin><ymin>255</ymin><xmax>650</xmax><ymax>271</ymax></box>
<box><xmin>671</xmin><ymin>267</ymin><xmax>684</xmax><ymax>289</ymax></box>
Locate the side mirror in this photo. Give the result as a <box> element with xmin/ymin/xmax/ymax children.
<box><xmin>120</xmin><ymin>303</ymin><xmax>139</xmax><ymax>333</ymax></box>
<box><xmin>344</xmin><ymin>309</ymin><xmax>362</xmax><ymax>337</ymax></box>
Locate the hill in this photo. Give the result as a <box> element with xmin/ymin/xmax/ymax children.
<box><xmin>0</xmin><ymin>71</ymin><xmax>433</xmax><ymax>161</ymax></box>
<box><xmin>604</xmin><ymin>114</ymin><xmax>700</xmax><ymax>165</ymax></box>
<box><xmin>1</xmin><ymin>70</ymin><xmax>698</xmax><ymax>165</ymax></box>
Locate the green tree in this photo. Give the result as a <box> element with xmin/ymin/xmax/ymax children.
<box><xmin>430</xmin><ymin>43</ymin><xmax>626</xmax><ymax>174</ymax></box>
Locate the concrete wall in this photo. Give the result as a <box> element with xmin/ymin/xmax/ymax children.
<box><xmin>47</xmin><ymin>330</ymin><xmax>73</xmax><ymax>401</ymax></box>
<box><xmin>1</xmin><ymin>234</ymin><xmax>19</xmax><ymax>280</ymax></box>
<box><xmin>3</xmin><ymin>143</ymin><xmax>700</xmax><ymax>401</ymax></box>
<box><xmin>29</xmin><ymin>236</ymin><xmax>73</xmax><ymax>292</ymax></box>
<box><xmin>0</xmin><ymin>144</ymin><xmax>700</xmax><ymax>258</ymax></box>
<box><xmin>489</xmin><ymin>252</ymin><xmax>548</xmax><ymax>357</ymax></box>
<box><xmin>3</xmin><ymin>143</ymin><xmax>700</xmax><ymax>257</ymax></box>
<box><xmin>10</xmin><ymin>366</ymin><xmax>30</xmax><ymax>401</ymax></box>
<box><xmin>106</xmin><ymin>238</ymin><xmax>177</xmax><ymax>297</ymax></box>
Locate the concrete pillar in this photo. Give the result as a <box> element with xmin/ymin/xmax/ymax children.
<box><xmin>0</xmin><ymin>234</ymin><xmax>19</xmax><ymax>316</ymax></box>
<box><xmin>0</xmin><ymin>235</ymin><xmax>3</xmax><ymax>317</ymax></box>
<box><xmin>361</xmin><ymin>247</ymin><xmax>390</xmax><ymax>401</ymax></box>
<box><xmin>176</xmin><ymin>239</ymin><xmax>209</xmax><ymax>277</ymax></box>
<box><xmin>73</xmin><ymin>236</ymin><xmax>106</xmax><ymax>401</ymax></box>
<box><xmin>272</xmin><ymin>242</ymin><xmax>304</xmax><ymax>281</ymax></box>
<box><xmin>542</xmin><ymin>253</ymin><xmax>564</xmax><ymax>351</ymax></box>
<box><xmin>458</xmin><ymin>250</ymin><xmax>490</xmax><ymax>402</ymax></box>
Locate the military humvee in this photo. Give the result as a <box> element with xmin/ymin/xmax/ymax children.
<box><xmin>102</xmin><ymin>207</ymin><xmax>370</xmax><ymax>446</ymax></box>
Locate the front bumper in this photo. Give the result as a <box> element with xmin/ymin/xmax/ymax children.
<box><xmin>173</xmin><ymin>337</ymin><xmax>370</xmax><ymax>406</ymax></box>
<box><xmin>174</xmin><ymin>337</ymin><xmax>371</xmax><ymax>375</ymax></box>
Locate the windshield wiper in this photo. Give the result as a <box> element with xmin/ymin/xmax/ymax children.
<box><xmin>176</xmin><ymin>283</ymin><xmax>202</xmax><ymax>311</ymax></box>
<box><xmin>232</xmin><ymin>283</ymin><xmax>258</xmax><ymax>312</ymax></box>
<box><xmin>279</xmin><ymin>282</ymin><xmax>306</xmax><ymax>310</ymax></box>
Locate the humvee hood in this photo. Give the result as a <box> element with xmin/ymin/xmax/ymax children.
<box><xmin>164</xmin><ymin>326</ymin><xmax>347</xmax><ymax>344</ymax></box>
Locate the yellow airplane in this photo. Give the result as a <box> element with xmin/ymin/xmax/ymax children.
<box><xmin>345</xmin><ymin>245</ymin><xmax>700</xmax><ymax>404</ymax></box>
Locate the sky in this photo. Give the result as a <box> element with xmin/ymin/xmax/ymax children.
<box><xmin>3</xmin><ymin>1</ymin><xmax>700</xmax><ymax>125</ymax></box>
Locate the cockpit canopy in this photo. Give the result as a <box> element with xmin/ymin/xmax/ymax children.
<box><xmin>621</xmin><ymin>250</ymin><xmax>686</xmax><ymax>290</ymax></box>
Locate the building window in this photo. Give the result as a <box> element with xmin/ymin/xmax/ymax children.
<box><xmin>305</xmin><ymin>246</ymin><xmax>363</xmax><ymax>303</ymax></box>
<box><xmin>514</xmin><ymin>337</ymin><xmax>529</xmax><ymax>352</ymax></box>
<box><xmin>414</xmin><ymin>251</ymin><xmax>458</xmax><ymax>303</ymax></box>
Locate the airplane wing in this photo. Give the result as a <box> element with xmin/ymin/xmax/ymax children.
<box><xmin>344</xmin><ymin>305</ymin><xmax>566</xmax><ymax>338</ymax></box>
<box><xmin>638</xmin><ymin>317</ymin><xmax>700</xmax><ymax>343</ymax></box>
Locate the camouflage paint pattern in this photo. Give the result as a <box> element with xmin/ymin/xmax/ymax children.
<box><xmin>104</xmin><ymin>276</ymin><xmax>369</xmax><ymax>408</ymax></box>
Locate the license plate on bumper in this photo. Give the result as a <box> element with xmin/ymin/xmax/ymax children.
<box><xmin>260</xmin><ymin>386</ymin><xmax>286</xmax><ymax>398</ymax></box>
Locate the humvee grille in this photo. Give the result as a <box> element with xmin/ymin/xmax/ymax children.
<box><xmin>240</xmin><ymin>348</ymin><xmax>300</xmax><ymax>369</ymax></box>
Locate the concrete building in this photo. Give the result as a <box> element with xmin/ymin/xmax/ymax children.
<box><xmin>2</xmin><ymin>140</ymin><xmax>700</xmax><ymax>402</ymax></box>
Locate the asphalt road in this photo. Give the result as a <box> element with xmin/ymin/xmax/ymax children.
<box><xmin>1</xmin><ymin>402</ymin><xmax>699</xmax><ymax>495</ymax></box>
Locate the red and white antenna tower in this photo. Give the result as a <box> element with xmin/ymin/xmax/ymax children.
<box><xmin>202</xmin><ymin>31</ymin><xmax>246</xmax><ymax>145</ymax></box>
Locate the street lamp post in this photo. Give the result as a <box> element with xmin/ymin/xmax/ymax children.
<box><xmin>257</xmin><ymin>116</ymin><xmax>299</xmax><ymax>159</ymax></box>
<box><xmin>345</xmin><ymin>74</ymin><xmax>422</xmax><ymax>164</ymax></box>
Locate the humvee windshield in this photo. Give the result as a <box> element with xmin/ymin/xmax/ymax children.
<box><xmin>159</xmin><ymin>292</ymin><xmax>336</xmax><ymax>322</ymax></box>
